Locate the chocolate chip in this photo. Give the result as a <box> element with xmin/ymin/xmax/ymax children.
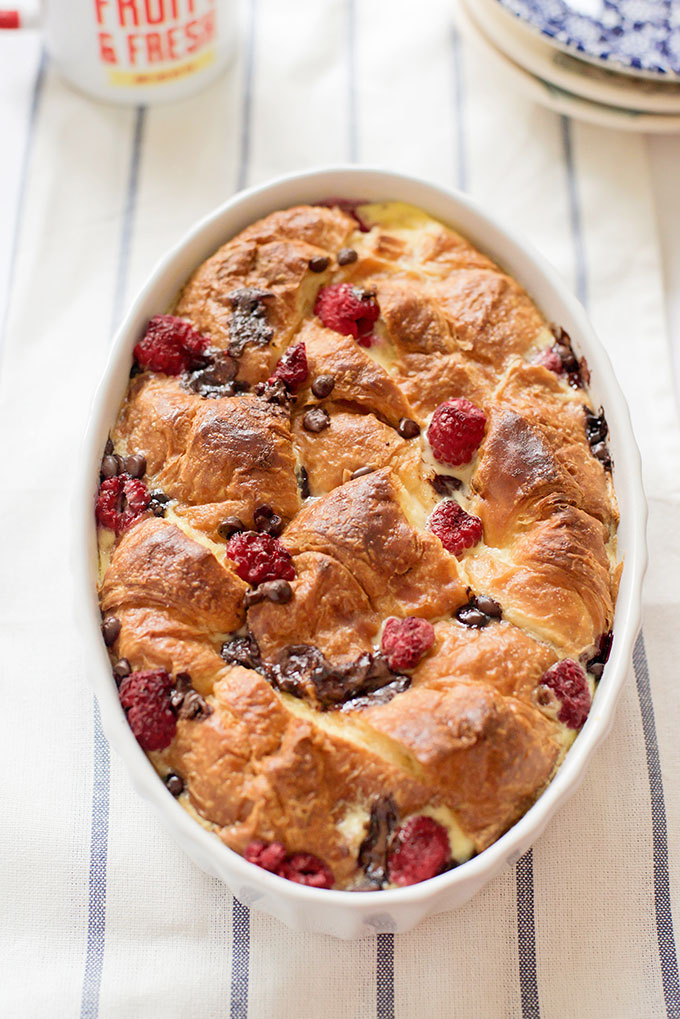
<box><xmin>337</xmin><ymin>247</ymin><xmax>358</xmax><ymax>266</ymax></box>
<box><xmin>253</xmin><ymin>504</ymin><xmax>283</xmax><ymax>537</ymax></box>
<box><xmin>245</xmin><ymin>579</ymin><xmax>293</xmax><ymax>607</ymax></box>
<box><xmin>104</xmin><ymin>438</ymin><xmax>114</xmax><ymax>456</ymax></box>
<box><xmin>585</xmin><ymin>630</ymin><xmax>612</xmax><ymax>679</ymax></box>
<box><xmin>536</xmin><ymin>686</ymin><xmax>555</xmax><ymax>707</ymax></box>
<box><xmin>175</xmin><ymin>672</ymin><xmax>192</xmax><ymax>692</ymax></box>
<box><xmin>585</xmin><ymin>406</ymin><xmax>608</xmax><ymax>443</ymax></box>
<box><xmin>101</xmin><ymin>616</ymin><xmax>121</xmax><ymax>647</ymax></box>
<box><xmin>164</xmin><ymin>772</ymin><xmax>184</xmax><ymax>797</ymax></box>
<box><xmin>100</xmin><ymin>455</ymin><xmax>120</xmax><ymax>479</ymax></box>
<box><xmin>591</xmin><ymin>442</ymin><xmax>612</xmax><ymax>470</ymax></box>
<box><xmin>170</xmin><ymin>674</ymin><xmax>192</xmax><ymax>710</ymax></box>
<box><xmin>350</xmin><ymin>465</ymin><xmax>377</xmax><ymax>480</ymax></box>
<box><xmin>263</xmin><ymin>579</ymin><xmax>293</xmax><ymax>603</ymax></box>
<box><xmin>221</xmin><ymin>633</ymin><xmax>261</xmax><ymax>670</ymax></box>
<box><xmin>113</xmin><ymin>658</ymin><xmax>131</xmax><ymax>682</ymax></box>
<box><xmin>596</xmin><ymin>631</ymin><xmax>613</xmax><ymax>662</ymax></box>
<box><xmin>257</xmin><ymin>378</ymin><xmax>292</xmax><ymax>406</ymax></box>
<box><xmin>297</xmin><ymin>465</ymin><xmax>310</xmax><ymax>499</ymax></box>
<box><xmin>264</xmin><ymin>514</ymin><xmax>283</xmax><ymax>536</ymax></box>
<box><xmin>554</xmin><ymin>342</ymin><xmax>578</xmax><ymax>373</ymax></box>
<box><xmin>233</xmin><ymin>380</ymin><xmax>251</xmax><ymax>393</ymax></box>
<box><xmin>170</xmin><ymin>689</ymin><xmax>183</xmax><ymax>711</ymax></box>
<box><xmin>176</xmin><ymin>687</ymin><xmax>213</xmax><ymax>721</ymax></box>
<box><xmin>311</xmin><ymin>374</ymin><xmax>335</xmax><ymax>399</ymax></box>
<box><xmin>185</xmin><ymin>693</ymin><xmax>212</xmax><ymax>720</ymax></box>
<box><xmin>456</xmin><ymin>605</ymin><xmax>489</xmax><ymax>628</ymax></box>
<box><xmin>473</xmin><ymin>595</ymin><xmax>502</xmax><ymax>619</ymax></box>
<box><xmin>218</xmin><ymin>516</ymin><xmax>245</xmax><ymax>540</ymax></box>
<box><xmin>303</xmin><ymin>407</ymin><xmax>330</xmax><ymax>433</ymax></box>
<box><xmin>125</xmin><ymin>453</ymin><xmax>146</xmax><ymax>479</ymax></box>
<box><xmin>430</xmin><ymin>473</ymin><xmax>462</xmax><ymax>495</ymax></box>
<box><xmin>149</xmin><ymin>491</ymin><xmax>170</xmax><ymax>517</ymax></box>
<box><xmin>309</xmin><ymin>255</ymin><xmax>330</xmax><ymax>273</ymax></box>
<box><xmin>586</xmin><ymin>420</ymin><xmax>607</xmax><ymax>445</ymax></box>
<box><xmin>397</xmin><ymin>417</ymin><xmax>421</xmax><ymax>439</ymax></box>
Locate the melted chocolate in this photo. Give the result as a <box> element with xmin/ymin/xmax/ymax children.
<box><xmin>220</xmin><ymin>633</ymin><xmax>262</xmax><ymax>670</ymax></box>
<box><xmin>584</xmin><ymin>630</ymin><xmax>613</xmax><ymax>680</ymax></box>
<box><xmin>182</xmin><ymin>351</ymin><xmax>238</xmax><ymax>398</ymax></box>
<box><xmin>265</xmin><ymin>645</ymin><xmax>410</xmax><ymax>710</ymax></box>
<box><xmin>550</xmin><ymin>325</ymin><xmax>590</xmax><ymax>389</ymax></box>
<box><xmin>227</xmin><ymin>288</ymin><xmax>274</xmax><ymax>357</ymax></box>
<box><xmin>584</xmin><ymin>406</ymin><xmax>612</xmax><ymax>472</ymax></box>
<box><xmin>358</xmin><ymin>796</ymin><xmax>398</xmax><ymax>888</ymax></box>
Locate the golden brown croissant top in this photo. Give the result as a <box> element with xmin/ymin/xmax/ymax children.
<box><xmin>95</xmin><ymin>200</ymin><xmax>618</xmax><ymax>891</ymax></box>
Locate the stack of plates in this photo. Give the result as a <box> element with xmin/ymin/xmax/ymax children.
<box><xmin>457</xmin><ymin>0</ymin><xmax>680</xmax><ymax>132</ymax></box>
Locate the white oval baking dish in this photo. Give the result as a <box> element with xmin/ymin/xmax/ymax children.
<box><xmin>77</xmin><ymin>166</ymin><xmax>647</xmax><ymax>939</ymax></box>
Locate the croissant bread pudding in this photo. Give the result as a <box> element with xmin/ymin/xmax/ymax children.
<box><xmin>95</xmin><ymin>200</ymin><xmax>619</xmax><ymax>891</ymax></box>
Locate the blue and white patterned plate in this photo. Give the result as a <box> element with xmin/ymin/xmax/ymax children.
<box><xmin>497</xmin><ymin>0</ymin><xmax>680</xmax><ymax>79</ymax></box>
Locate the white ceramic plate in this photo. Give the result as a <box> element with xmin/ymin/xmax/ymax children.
<box><xmin>77</xmin><ymin>166</ymin><xmax>647</xmax><ymax>938</ymax></box>
<box><xmin>475</xmin><ymin>0</ymin><xmax>680</xmax><ymax>113</ymax></box>
<box><xmin>459</xmin><ymin>0</ymin><xmax>680</xmax><ymax>133</ymax></box>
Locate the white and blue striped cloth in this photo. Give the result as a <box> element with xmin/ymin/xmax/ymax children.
<box><xmin>2</xmin><ymin>2</ymin><xmax>680</xmax><ymax>1016</ymax></box>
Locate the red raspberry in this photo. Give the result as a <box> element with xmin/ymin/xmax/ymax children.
<box><xmin>268</xmin><ymin>341</ymin><xmax>308</xmax><ymax>392</ymax></box>
<box><xmin>243</xmin><ymin>841</ymin><xmax>334</xmax><ymax>888</ymax></box>
<box><xmin>381</xmin><ymin>617</ymin><xmax>435</xmax><ymax>671</ymax></box>
<box><xmin>315</xmin><ymin>284</ymin><xmax>379</xmax><ymax>343</ymax></box>
<box><xmin>426</xmin><ymin>398</ymin><xmax>487</xmax><ymax>466</ymax></box>
<box><xmin>535</xmin><ymin>348</ymin><xmax>564</xmax><ymax>374</ymax></box>
<box><xmin>134</xmin><ymin>315</ymin><xmax>210</xmax><ymax>375</ymax></box>
<box><xmin>95</xmin><ymin>474</ymin><xmax>150</xmax><ymax>534</ymax></box>
<box><xmin>429</xmin><ymin>499</ymin><xmax>483</xmax><ymax>557</ymax></box>
<box><xmin>226</xmin><ymin>531</ymin><xmax>295</xmax><ymax>585</ymax></box>
<box><xmin>387</xmin><ymin>816</ymin><xmax>451</xmax><ymax>887</ymax></box>
<box><xmin>119</xmin><ymin>669</ymin><xmax>176</xmax><ymax>751</ymax></box>
<box><xmin>244</xmin><ymin>840</ymin><xmax>288</xmax><ymax>873</ymax></box>
<box><xmin>538</xmin><ymin>659</ymin><xmax>591</xmax><ymax>729</ymax></box>
<box><xmin>278</xmin><ymin>853</ymin><xmax>335</xmax><ymax>889</ymax></box>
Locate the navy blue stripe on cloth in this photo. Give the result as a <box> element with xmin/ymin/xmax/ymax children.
<box><xmin>560</xmin><ymin>116</ymin><xmax>588</xmax><ymax>308</ymax></box>
<box><xmin>347</xmin><ymin>0</ymin><xmax>358</xmax><ymax>163</ymax></box>
<box><xmin>0</xmin><ymin>47</ymin><xmax>46</xmax><ymax>370</ymax></box>
<box><xmin>516</xmin><ymin>850</ymin><xmax>541</xmax><ymax>1019</ymax></box>
<box><xmin>376</xmin><ymin>933</ymin><xmax>395</xmax><ymax>1019</ymax></box>
<box><xmin>236</xmin><ymin>0</ymin><xmax>257</xmax><ymax>192</ymax></box>
<box><xmin>633</xmin><ymin>633</ymin><xmax>680</xmax><ymax>1018</ymax></box>
<box><xmin>80</xmin><ymin>104</ymin><xmax>146</xmax><ymax>1019</ymax></box>
<box><xmin>230</xmin><ymin>899</ymin><xmax>251</xmax><ymax>1019</ymax></box>
<box><xmin>450</xmin><ymin>25</ymin><xmax>467</xmax><ymax>192</ymax></box>
<box><xmin>79</xmin><ymin>700</ymin><xmax>111</xmax><ymax>1019</ymax></box>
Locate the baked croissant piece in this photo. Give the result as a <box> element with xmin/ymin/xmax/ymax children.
<box><xmin>95</xmin><ymin>200</ymin><xmax>618</xmax><ymax>890</ymax></box>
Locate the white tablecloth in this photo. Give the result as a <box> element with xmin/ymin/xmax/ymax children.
<box><xmin>2</xmin><ymin>2</ymin><xmax>680</xmax><ymax>1016</ymax></box>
